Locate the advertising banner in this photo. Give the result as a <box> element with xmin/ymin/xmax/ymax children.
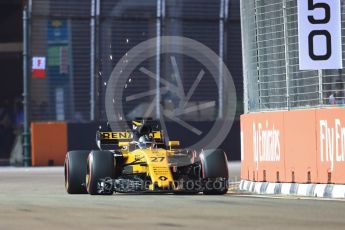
<box><xmin>241</xmin><ymin>112</ymin><xmax>285</xmax><ymax>182</ymax></box>
<box><xmin>241</xmin><ymin>108</ymin><xmax>345</xmax><ymax>184</ymax></box>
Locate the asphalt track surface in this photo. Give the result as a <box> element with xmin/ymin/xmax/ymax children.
<box><xmin>0</xmin><ymin>162</ymin><xmax>345</xmax><ymax>230</ymax></box>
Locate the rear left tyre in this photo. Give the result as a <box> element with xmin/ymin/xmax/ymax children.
<box><xmin>64</xmin><ymin>150</ymin><xmax>90</xmax><ymax>194</ymax></box>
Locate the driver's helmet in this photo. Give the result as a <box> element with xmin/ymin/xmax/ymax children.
<box><xmin>132</xmin><ymin>120</ymin><xmax>142</xmax><ymax>131</ymax></box>
<box><xmin>132</xmin><ymin>119</ymin><xmax>152</xmax><ymax>142</ymax></box>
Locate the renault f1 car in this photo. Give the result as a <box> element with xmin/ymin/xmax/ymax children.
<box><xmin>64</xmin><ymin>120</ymin><xmax>229</xmax><ymax>195</ymax></box>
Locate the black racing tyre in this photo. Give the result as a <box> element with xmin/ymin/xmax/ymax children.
<box><xmin>86</xmin><ymin>150</ymin><xmax>116</xmax><ymax>195</ymax></box>
<box><xmin>200</xmin><ymin>149</ymin><xmax>229</xmax><ymax>195</ymax></box>
<box><xmin>64</xmin><ymin>150</ymin><xmax>90</xmax><ymax>194</ymax></box>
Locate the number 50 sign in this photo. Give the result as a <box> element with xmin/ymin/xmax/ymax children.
<box><xmin>298</xmin><ymin>0</ymin><xmax>342</xmax><ymax>70</ymax></box>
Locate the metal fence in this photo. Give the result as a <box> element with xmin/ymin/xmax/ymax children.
<box><xmin>27</xmin><ymin>0</ymin><xmax>243</xmax><ymax>122</ymax></box>
<box><xmin>241</xmin><ymin>0</ymin><xmax>345</xmax><ymax>113</ymax></box>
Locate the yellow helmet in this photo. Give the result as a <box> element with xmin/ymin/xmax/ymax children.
<box><xmin>132</xmin><ymin>120</ymin><xmax>142</xmax><ymax>126</ymax></box>
<box><xmin>132</xmin><ymin>120</ymin><xmax>142</xmax><ymax>130</ymax></box>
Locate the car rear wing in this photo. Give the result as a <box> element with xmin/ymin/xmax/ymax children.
<box><xmin>96</xmin><ymin>131</ymin><xmax>163</xmax><ymax>150</ymax></box>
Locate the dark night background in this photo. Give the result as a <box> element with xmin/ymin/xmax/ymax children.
<box><xmin>0</xmin><ymin>0</ymin><xmax>23</xmax><ymax>162</ymax></box>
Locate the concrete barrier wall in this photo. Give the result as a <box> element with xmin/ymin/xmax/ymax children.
<box><xmin>241</xmin><ymin>108</ymin><xmax>345</xmax><ymax>184</ymax></box>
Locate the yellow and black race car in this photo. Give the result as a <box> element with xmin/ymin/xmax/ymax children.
<box><xmin>64</xmin><ymin>120</ymin><xmax>229</xmax><ymax>195</ymax></box>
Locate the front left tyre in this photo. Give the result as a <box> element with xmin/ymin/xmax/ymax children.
<box><xmin>199</xmin><ymin>149</ymin><xmax>229</xmax><ymax>195</ymax></box>
<box><xmin>64</xmin><ymin>150</ymin><xmax>90</xmax><ymax>194</ymax></box>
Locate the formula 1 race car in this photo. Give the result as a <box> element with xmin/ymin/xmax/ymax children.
<box><xmin>64</xmin><ymin>120</ymin><xmax>229</xmax><ymax>195</ymax></box>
